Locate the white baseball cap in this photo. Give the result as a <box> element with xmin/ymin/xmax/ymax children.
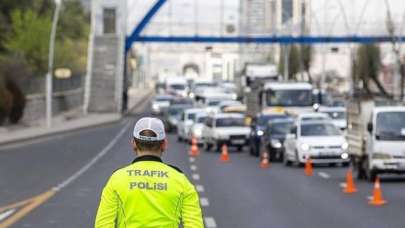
<box><xmin>133</xmin><ymin>117</ymin><xmax>166</xmax><ymax>141</ymax></box>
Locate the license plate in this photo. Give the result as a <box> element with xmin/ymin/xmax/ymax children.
<box><xmin>232</xmin><ymin>140</ymin><xmax>245</xmax><ymax>145</ymax></box>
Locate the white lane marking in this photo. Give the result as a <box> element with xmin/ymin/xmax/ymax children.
<box><xmin>189</xmin><ymin>157</ymin><xmax>196</xmax><ymax>163</ymax></box>
<box><xmin>0</xmin><ymin>209</ymin><xmax>15</xmax><ymax>221</ymax></box>
<box><xmin>192</xmin><ymin>174</ymin><xmax>200</xmax><ymax>180</ymax></box>
<box><xmin>200</xmin><ymin>197</ymin><xmax>210</xmax><ymax>207</ymax></box>
<box><xmin>204</xmin><ymin>217</ymin><xmax>217</xmax><ymax>228</ymax></box>
<box><xmin>196</xmin><ymin>185</ymin><xmax>205</xmax><ymax>192</ymax></box>
<box><xmin>190</xmin><ymin>165</ymin><xmax>198</xmax><ymax>171</ymax></box>
<box><xmin>367</xmin><ymin>196</ymin><xmax>373</xmax><ymax>200</ymax></box>
<box><xmin>318</xmin><ymin>172</ymin><xmax>330</xmax><ymax>179</ymax></box>
<box><xmin>53</xmin><ymin>121</ymin><xmax>131</xmax><ymax>191</ymax></box>
<box><xmin>340</xmin><ymin>182</ymin><xmax>347</xmax><ymax>188</ymax></box>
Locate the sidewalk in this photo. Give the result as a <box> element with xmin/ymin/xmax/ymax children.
<box><xmin>0</xmin><ymin>88</ymin><xmax>153</xmax><ymax>145</ymax></box>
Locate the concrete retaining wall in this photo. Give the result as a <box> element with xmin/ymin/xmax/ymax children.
<box><xmin>23</xmin><ymin>89</ymin><xmax>83</xmax><ymax>123</ymax></box>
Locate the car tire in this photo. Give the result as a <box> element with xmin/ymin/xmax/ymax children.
<box><xmin>204</xmin><ymin>141</ymin><xmax>212</xmax><ymax>152</ymax></box>
<box><xmin>237</xmin><ymin>146</ymin><xmax>243</xmax><ymax>152</ymax></box>
<box><xmin>215</xmin><ymin>142</ymin><xmax>222</xmax><ymax>153</ymax></box>
<box><xmin>283</xmin><ymin>152</ymin><xmax>292</xmax><ymax>166</ymax></box>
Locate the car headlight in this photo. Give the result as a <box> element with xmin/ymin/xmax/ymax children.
<box><xmin>341</xmin><ymin>152</ymin><xmax>349</xmax><ymax>159</ymax></box>
<box><xmin>271</xmin><ymin>139</ymin><xmax>282</xmax><ymax>148</ymax></box>
<box><xmin>189</xmin><ymin>92</ymin><xmax>195</xmax><ymax>98</ymax></box>
<box><xmin>341</xmin><ymin>142</ymin><xmax>349</xmax><ymax>150</ymax></box>
<box><xmin>232</xmin><ymin>93</ymin><xmax>237</xmax><ymax>100</ymax></box>
<box><xmin>257</xmin><ymin>130</ymin><xmax>264</xmax><ymax>136</ymax></box>
<box><xmin>372</xmin><ymin>152</ymin><xmax>392</xmax><ymax>159</ymax></box>
<box><xmin>300</xmin><ymin>143</ymin><xmax>310</xmax><ymax>151</ymax></box>
<box><xmin>152</xmin><ymin>104</ymin><xmax>159</xmax><ymax>110</ymax></box>
<box><xmin>193</xmin><ymin>128</ymin><xmax>203</xmax><ymax>137</ymax></box>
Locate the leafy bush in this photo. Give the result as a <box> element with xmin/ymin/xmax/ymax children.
<box><xmin>5</xmin><ymin>76</ymin><xmax>26</xmax><ymax>123</ymax></box>
<box><xmin>0</xmin><ymin>84</ymin><xmax>13</xmax><ymax>125</ymax></box>
<box><xmin>0</xmin><ymin>56</ymin><xmax>30</xmax><ymax>125</ymax></box>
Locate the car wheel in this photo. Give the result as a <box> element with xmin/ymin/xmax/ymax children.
<box><xmin>237</xmin><ymin>146</ymin><xmax>243</xmax><ymax>152</ymax></box>
<box><xmin>367</xmin><ymin>169</ymin><xmax>378</xmax><ymax>182</ymax></box>
<box><xmin>283</xmin><ymin>152</ymin><xmax>292</xmax><ymax>166</ymax></box>
<box><xmin>295</xmin><ymin>150</ymin><xmax>303</xmax><ymax>167</ymax></box>
<box><xmin>215</xmin><ymin>142</ymin><xmax>222</xmax><ymax>153</ymax></box>
<box><xmin>204</xmin><ymin>141</ymin><xmax>212</xmax><ymax>152</ymax></box>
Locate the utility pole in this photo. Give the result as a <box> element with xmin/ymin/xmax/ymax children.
<box><xmin>46</xmin><ymin>0</ymin><xmax>62</xmax><ymax>128</ymax></box>
<box><xmin>385</xmin><ymin>0</ymin><xmax>401</xmax><ymax>100</ymax></box>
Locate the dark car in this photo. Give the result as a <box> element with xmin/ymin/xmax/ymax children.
<box><xmin>263</xmin><ymin>117</ymin><xmax>294</xmax><ymax>161</ymax></box>
<box><xmin>164</xmin><ymin>104</ymin><xmax>193</xmax><ymax>132</ymax></box>
<box><xmin>249</xmin><ymin>113</ymin><xmax>290</xmax><ymax>157</ymax></box>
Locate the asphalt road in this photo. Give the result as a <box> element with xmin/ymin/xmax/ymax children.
<box><xmin>1</xmin><ymin>102</ymin><xmax>405</xmax><ymax>228</ymax></box>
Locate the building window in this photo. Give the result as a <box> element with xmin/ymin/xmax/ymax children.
<box><xmin>282</xmin><ymin>0</ymin><xmax>293</xmax><ymax>24</ymax></box>
<box><xmin>103</xmin><ymin>8</ymin><xmax>116</xmax><ymax>34</ymax></box>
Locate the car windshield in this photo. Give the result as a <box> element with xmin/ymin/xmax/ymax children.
<box><xmin>195</xmin><ymin>83</ymin><xmax>216</xmax><ymax>88</ymax></box>
<box><xmin>301</xmin><ymin>123</ymin><xmax>341</xmax><ymax>136</ymax></box>
<box><xmin>376</xmin><ymin>112</ymin><xmax>405</xmax><ymax>141</ymax></box>
<box><xmin>208</xmin><ymin>100</ymin><xmax>221</xmax><ymax>106</ymax></box>
<box><xmin>266</xmin><ymin>89</ymin><xmax>312</xmax><ymax>107</ymax></box>
<box><xmin>170</xmin><ymin>84</ymin><xmax>186</xmax><ymax>90</ymax></box>
<box><xmin>155</xmin><ymin>96</ymin><xmax>171</xmax><ymax>102</ymax></box>
<box><xmin>301</xmin><ymin>116</ymin><xmax>328</xmax><ymax>121</ymax></box>
<box><xmin>216</xmin><ymin>117</ymin><xmax>245</xmax><ymax>127</ymax></box>
<box><xmin>168</xmin><ymin>106</ymin><xmax>190</xmax><ymax>116</ymax></box>
<box><xmin>171</xmin><ymin>99</ymin><xmax>193</xmax><ymax>105</ymax></box>
<box><xmin>323</xmin><ymin>111</ymin><xmax>346</xmax><ymax>120</ymax></box>
<box><xmin>188</xmin><ymin>113</ymin><xmax>196</xmax><ymax>120</ymax></box>
<box><xmin>268</xmin><ymin>121</ymin><xmax>293</xmax><ymax>135</ymax></box>
<box><xmin>257</xmin><ymin>115</ymin><xmax>288</xmax><ymax>126</ymax></box>
<box><xmin>197</xmin><ymin>116</ymin><xmax>207</xmax><ymax>123</ymax></box>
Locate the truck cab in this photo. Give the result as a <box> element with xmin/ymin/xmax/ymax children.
<box><xmin>347</xmin><ymin>98</ymin><xmax>405</xmax><ymax>181</ymax></box>
<box><xmin>261</xmin><ymin>82</ymin><xmax>314</xmax><ymax>115</ymax></box>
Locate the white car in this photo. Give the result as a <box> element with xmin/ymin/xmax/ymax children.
<box><xmin>202</xmin><ymin>97</ymin><xmax>233</xmax><ymax>114</ymax></box>
<box><xmin>151</xmin><ymin>95</ymin><xmax>173</xmax><ymax>114</ymax></box>
<box><xmin>283</xmin><ymin>120</ymin><xmax>350</xmax><ymax>166</ymax></box>
<box><xmin>294</xmin><ymin>112</ymin><xmax>331</xmax><ymax>125</ymax></box>
<box><xmin>202</xmin><ymin>113</ymin><xmax>251</xmax><ymax>152</ymax></box>
<box><xmin>177</xmin><ymin>108</ymin><xmax>205</xmax><ymax>142</ymax></box>
<box><xmin>319</xmin><ymin>106</ymin><xmax>347</xmax><ymax>130</ymax></box>
<box><xmin>187</xmin><ymin>112</ymin><xmax>208</xmax><ymax>143</ymax></box>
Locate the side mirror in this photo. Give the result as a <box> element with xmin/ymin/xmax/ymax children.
<box><xmin>367</xmin><ymin>122</ymin><xmax>373</xmax><ymax>133</ymax></box>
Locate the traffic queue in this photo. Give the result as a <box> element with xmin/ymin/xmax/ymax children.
<box><xmin>152</xmin><ymin>75</ymin><xmax>405</xmax><ymax>183</ymax></box>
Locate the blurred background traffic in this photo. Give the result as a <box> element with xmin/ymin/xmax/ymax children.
<box><xmin>1</xmin><ymin>0</ymin><xmax>405</xmax><ymax>227</ymax></box>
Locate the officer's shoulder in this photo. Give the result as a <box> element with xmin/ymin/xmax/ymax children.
<box><xmin>165</xmin><ymin>163</ymin><xmax>184</xmax><ymax>174</ymax></box>
<box><xmin>111</xmin><ymin>163</ymin><xmax>132</xmax><ymax>175</ymax></box>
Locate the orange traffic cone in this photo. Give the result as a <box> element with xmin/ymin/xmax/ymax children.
<box><xmin>260</xmin><ymin>151</ymin><xmax>270</xmax><ymax>169</ymax></box>
<box><xmin>343</xmin><ymin>169</ymin><xmax>357</xmax><ymax>193</ymax></box>
<box><xmin>369</xmin><ymin>177</ymin><xmax>386</xmax><ymax>206</ymax></box>
<box><xmin>304</xmin><ymin>158</ymin><xmax>313</xmax><ymax>176</ymax></box>
<box><xmin>219</xmin><ymin>144</ymin><xmax>230</xmax><ymax>162</ymax></box>
<box><xmin>189</xmin><ymin>136</ymin><xmax>200</xmax><ymax>157</ymax></box>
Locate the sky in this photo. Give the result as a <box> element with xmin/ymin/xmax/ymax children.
<box><xmin>126</xmin><ymin>0</ymin><xmax>405</xmax><ymax>36</ymax></box>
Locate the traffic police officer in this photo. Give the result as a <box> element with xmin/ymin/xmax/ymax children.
<box><xmin>95</xmin><ymin>117</ymin><xmax>204</xmax><ymax>227</ymax></box>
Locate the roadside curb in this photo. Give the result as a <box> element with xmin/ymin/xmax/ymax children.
<box><xmin>0</xmin><ymin>90</ymin><xmax>153</xmax><ymax>147</ymax></box>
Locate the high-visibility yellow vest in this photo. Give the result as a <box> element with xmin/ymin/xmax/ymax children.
<box><xmin>95</xmin><ymin>155</ymin><xmax>204</xmax><ymax>228</ymax></box>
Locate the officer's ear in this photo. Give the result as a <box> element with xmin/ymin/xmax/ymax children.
<box><xmin>131</xmin><ymin>138</ymin><xmax>138</xmax><ymax>152</ymax></box>
<box><xmin>161</xmin><ymin>139</ymin><xmax>168</xmax><ymax>153</ymax></box>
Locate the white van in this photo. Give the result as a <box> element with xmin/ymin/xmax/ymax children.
<box><xmin>165</xmin><ymin>77</ymin><xmax>188</xmax><ymax>98</ymax></box>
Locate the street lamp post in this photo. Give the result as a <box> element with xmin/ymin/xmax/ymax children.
<box><xmin>46</xmin><ymin>0</ymin><xmax>62</xmax><ymax>128</ymax></box>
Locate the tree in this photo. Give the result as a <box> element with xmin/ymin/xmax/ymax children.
<box><xmin>4</xmin><ymin>9</ymin><xmax>51</xmax><ymax>75</ymax></box>
<box><xmin>355</xmin><ymin>44</ymin><xmax>391</xmax><ymax>98</ymax></box>
<box><xmin>301</xmin><ymin>45</ymin><xmax>313</xmax><ymax>83</ymax></box>
<box><xmin>278</xmin><ymin>45</ymin><xmax>300</xmax><ymax>80</ymax></box>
